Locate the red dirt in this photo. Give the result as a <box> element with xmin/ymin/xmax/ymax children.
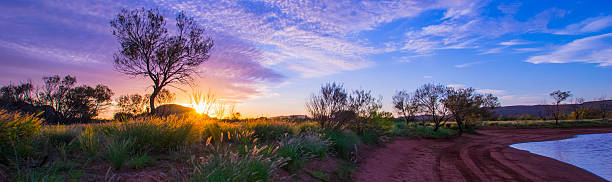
<box><xmin>354</xmin><ymin>127</ymin><xmax>612</xmax><ymax>182</ymax></box>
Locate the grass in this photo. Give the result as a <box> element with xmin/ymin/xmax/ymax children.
<box><xmin>484</xmin><ymin>119</ymin><xmax>612</xmax><ymax>128</ymax></box>
<box><xmin>404</xmin><ymin>126</ymin><xmax>457</xmax><ymax>139</ymax></box>
<box><xmin>7</xmin><ymin>107</ymin><xmax>607</xmax><ymax>181</ymax></box>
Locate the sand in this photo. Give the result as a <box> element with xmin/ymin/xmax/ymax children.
<box><xmin>354</xmin><ymin>127</ymin><xmax>612</xmax><ymax>182</ymax></box>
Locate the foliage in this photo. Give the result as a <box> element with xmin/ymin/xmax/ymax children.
<box><xmin>392</xmin><ymin>90</ymin><xmax>418</xmax><ymax>124</ymax></box>
<box><xmin>413</xmin><ymin>83</ymin><xmax>451</xmax><ymax>131</ymax></box>
<box><xmin>191</xmin><ymin>145</ymin><xmax>286</xmax><ymax>182</ymax></box>
<box><xmin>443</xmin><ymin>87</ymin><xmax>499</xmax><ymax>134</ymax></box>
<box><xmin>249</xmin><ymin>122</ymin><xmax>295</xmax><ymax>142</ymax></box>
<box><xmin>322</xmin><ymin>130</ymin><xmax>361</xmax><ymax>160</ymax></box>
<box><xmin>405</xmin><ymin>126</ymin><xmax>457</xmax><ymax>139</ymax></box>
<box><xmin>306</xmin><ymin>82</ymin><xmax>353</xmax><ymax>129</ymax></box>
<box><xmin>105</xmin><ymin>139</ymin><xmax>134</xmax><ymax>170</ymax></box>
<box><xmin>550</xmin><ymin>90</ymin><xmax>572</xmax><ymax>124</ymax></box>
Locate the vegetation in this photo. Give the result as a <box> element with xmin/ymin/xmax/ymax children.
<box><xmin>110</xmin><ymin>8</ymin><xmax>214</xmax><ymax>114</ymax></box>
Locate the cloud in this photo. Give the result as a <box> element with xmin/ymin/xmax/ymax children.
<box><xmin>423</xmin><ymin>75</ymin><xmax>433</xmax><ymax>79</ymax></box>
<box><xmin>499</xmin><ymin>39</ymin><xmax>531</xmax><ymax>46</ymax></box>
<box><xmin>553</xmin><ymin>15</ymin><xmax>612</xmax><ymax>35</ymax></box>
<box><xmin>454</xmin><ymin>61</ymin><xmax>483</xmax><ymax>68</ymax></box>
<box><xmin>525</xmin><ymin>33</ymin><xmax>612</xmax><ymax>66</ymax></box>
<box><xmin>447</xmin><ymin>84</ymin><xmax>466</xmax><ymax>89</ymax></box>
<box><xmin>476</xmin><ymin>89</ymin><xmax>506</xmax><ymax>95</ymax></box>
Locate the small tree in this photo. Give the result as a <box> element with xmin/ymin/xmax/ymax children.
<box><xmin>596</xmin><ymin>96</ymin><xmax>609</xmax><ymax>120</ymax></box>
<box><xmin>550</xmin><ymin>90</ymin><xmax>572</xmax><ymax>125</ymax></box>
<box><xmin>116</xmin><ymin>94</ymin><xmax>147</xmax><ymax>115</ymax></box>
<box><xmin>413</xmin><ymin>83</ymin><xmax>450</xmax><ymax>131</ymax></box>
<box><xmin>392</xmin><ymin>90</ymin><xmax>418</xmax><ymax>124</ymax></box>
<box><xmin>111</xmin><ymin>8</ymin><xmax>213</xmax><ymax>114</ymax></box>
<box><xmin>306</xmin><ymin>82</ymin><xmax>353</xmax><ymax>129</ymax></box>
<box><xmin>443</xmin><ymin>88</ymin><xmax>499</xmax><ymax>134</ymax></box>
<box><xmin>348</xmin><ymin>89</ymin><xmax>382</xmax><ymax>132</ymax></box>
<box><xmin>64</xmin><ymin>85</ymin><xmax>113</xmax><ymax>122</ymax></box>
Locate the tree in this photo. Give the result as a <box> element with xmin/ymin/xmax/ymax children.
<box><xmin>116</xmin><ymin>94</ymin><xmax>147</xmax><ymax>115</ymax></box>
<box><xmin>443</xmin><ymin>88</ymin><xmax>499</xmax><ymax>134</ymax></box>
<box><xmin>64</xmin><ymin>85</ymin><xmax>113</xmax><ymax>122</ymax></box>
<box><xmin>306</xmin><ymin>82</ymin><xmax>354</xmax><ymax>129</ymax></box>
<box><xmin>570</xmin><ymin>97</ymin><xmax>586</xmax><ymax>120</ymax></box>
<box><xmin>144</xmin><ymin>88</ymin><xmax>176</xmax><ymax>111</ymax></box>
<box><xmin>392</xmin><ymin>90</ymin><xmax>418</xmax><ymax>124</ymax></box>
<box><xmin>550</xmin><ymin>90</ymin><xmax>572</xmax><ymax>125</ymax></box>
<box><xmin>39</xmin><ymin>75</ymin><xmax>76</xmax><ymax>114</ymax></box>
<box><xmin>348</xmin><ymin>89</ymin><xmax>382</xmax><ymax>132</ymax></box>
<box><xmin>413</xmin><ymin>83</ymin><xmax>450</xmax><ymax>131</ymax></box>
<box><xmin>596</xmin><ymin>96</ymin><xmax>609</xmax><ymax>120</ymax></box>
<box><xmin>111</xmin><ymin>8</ymin><xmax>214</xmax><ymax>114</ymax></box>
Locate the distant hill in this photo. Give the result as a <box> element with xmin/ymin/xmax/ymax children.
<box><xmin>493</xmin><ymin>100</ymin><xmax>611</xmax><ymax>118</ymax></box>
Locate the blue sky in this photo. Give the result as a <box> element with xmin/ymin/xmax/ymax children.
<box><xmin>1</xmin><ymin>0</ymin><xmax>611</xmax><ymax>117</ymax></box>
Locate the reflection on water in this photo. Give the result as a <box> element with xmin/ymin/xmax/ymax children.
<box><xmin>510</xmin><ymin>133</ymin><xmax>612</xmax><ymax>181</ymax></box>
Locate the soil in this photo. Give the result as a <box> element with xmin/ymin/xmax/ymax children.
<box><xmin>354</xmin><ymin>127</ymin><xmax>612</xmax><ymax>182</ymax></box>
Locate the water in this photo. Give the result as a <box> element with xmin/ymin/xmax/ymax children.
<box><xmin>510</xmin><ymin>133</ymin><xmax>612</xmax><ymax>181</ymax></box>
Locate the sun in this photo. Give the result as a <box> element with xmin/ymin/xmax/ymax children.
<box><xmin>193</xmin><ymin>104</ymin><xmax>206</xmax><ymax>114</ymax></box>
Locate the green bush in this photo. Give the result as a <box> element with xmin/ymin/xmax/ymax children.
<box><xmin>0</xmin><ymin>111</ymin><xmax>44</xmax><ymax>166</ymax></box>
<box><xmin>77</xmin><ymin>127</ymin><xmax>102</xmax><ymax>157</ymax></box>
<box><xmin>250</xmin><ymin>122</ymin><xmax>294</xmax><ymax>142</ymax></box>
<box><xmin>127</xmin><ymin>154</ymin><xmax>154</xmax><ymax>169</ymax></box>
<box><xmin>191</xmin><ymin>145</ymin><xmax>286</xmax><ymax>182</ymax></box>
<box><xmin>406</xmin><ymin>126</ymin><xmax>456</xmax><ymax>139</ymax></box>
<box><xmin>111</xmin><ymin>121</ymin><xmax>196</xmax><ymax>155</ymax></box>
<box><xmin>323</xmin><ymin>130</ymin><xmax>361</xmax><ymax>160</ymax></box>
<box><xmin>105</xmin><ymin>139</ymin><xmax>134</xmax><ymax>170</ymax></box>
<box><xmin>276</xmin><ymin>134</ymin><xmax>329</xmax><ymax>172</ymax></box>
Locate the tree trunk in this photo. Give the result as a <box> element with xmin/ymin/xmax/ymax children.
<box><xmin>149</xmin><ymin>88</ymin><xmax>160</xmax><ymax>114</ymax></box>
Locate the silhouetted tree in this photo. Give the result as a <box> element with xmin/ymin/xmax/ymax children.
<box><xmin>414</xmin><ymin>83</ymin><xmax>450</xmax><ymax>131</ymax></box>
<box><xmin>550</xmin><ymin>90</ymin><xmax>572</xmax><ymax>125</ymax></box>
<box><xmin>443</xmin><ymin>88</ymin><xmax>499</xmax><ymax>134</ymax></box>
<box><xmin>116</xmin><ymin>94</ymin><xmax>147</xmax><ymax>115</ymax></box>
<box><xmin>392</xmin><ymin>90</ymin><xmax>418</xmax><ymax>124</ymax></box>
<box><xmin>39</xmin><ymin>75</ymin><xmax>76</xmax><ymax>113</ymax></box>
<box><xmin>111</xmin><ymin>8</ymin><xmax>213</xmax><ymax>114</ymax></box>
<box><xmin>144</xmin><ymin>88</ymin><xmax>176</xmax><ymax>111</ymax></box>
<box><xmin>64</xmin><ymin>85</ymin><xmax>113</xmax><ymax>122</ymax></box>
<box><xmin>306</xmin><ymin>82</ymin><xmax>353</xmax><ymax>129</ymax></box>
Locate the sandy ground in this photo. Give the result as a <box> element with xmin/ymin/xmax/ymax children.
<box><xmin>354</xmin><ymin>127</ymin><xmax>612</xmax><ymax>182</ymax></box>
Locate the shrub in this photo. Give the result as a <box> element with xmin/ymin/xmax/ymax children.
<box><xmin>105</xmin><ymin>139</ymin><xmax>134</xmax><ymax>170</ymax></box>
<box><xmin>127</xmin><ymin>154</ymin><xmax>154</xmax><ymax>169</ymax></box>
<box><xmin>406</xmin><ymin>126</ymin><xmax>456</xmax><ymax>139</ymax></box>
<box><xmin>77</xmin><ymin>127</ymin><xmax>102</xmax><ymax>157</ymax></box>
<box><xmin>323</xmin><ymin>130</ymin><xmax>361</xmax><ymax>160</ymax></box>
<box><xmin>276</xmin><ymin>134</ymin><xmax>329</xmax><ymax>172</ymax></box>
<box><xmin>0</xmin><ymin>110</ymin><xmax>44</xmax><ymax>166</ymax></box>
<box><xmin>191</xmin><ymin>145</ymin><xmax>286</xmax><ymax>182</ymax></box>
<box><xmin>250</xmin><ymin>122</ymin><xmax>294</xmax><ymax>142</ymax></box>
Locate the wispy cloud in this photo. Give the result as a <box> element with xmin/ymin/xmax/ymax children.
<box><xmin>499</xmin><ymin>39</ymin><xmax>532</xmax><ymax>46</ymax></box>
<box><xmin>553</xmin><ymin>15</ymin><xmax>612</xmax><ymax>35</ymax></box>
<box><xmin>454</xmin><ymin>61</ymin><xmax>483</xmax><ymax>68</ymax></box>
<box><xmin>476</xmin><ymin>89</ymin><xmax>506</xmax><ymax>95</ymax></box>
<box><xmin>525</xmin><ymin>33</ymin><xmax>612</xmax><ymax>66</ymax></box>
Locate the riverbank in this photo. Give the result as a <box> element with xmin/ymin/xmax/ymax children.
<box><xmin>354</xmin><ymin>127</ymin><xmax>612</xmax><ymax>182</ymax></box>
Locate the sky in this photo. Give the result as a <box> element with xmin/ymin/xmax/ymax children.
<box><xmin>1</xmin><ymin>0</ymin><xmax>611</xmax><ymax>118</ymax></box>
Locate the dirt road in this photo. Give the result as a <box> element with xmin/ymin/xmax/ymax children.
<box><xmin>354</xmin><ymin>127</ymin><xmax>612</xmax><ymax>182</ymax></box>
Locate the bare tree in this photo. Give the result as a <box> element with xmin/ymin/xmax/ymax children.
<box><xmin>443</xmin><ymin>88</ymin><xmax>500</xmax><ymax>134</ymax></box>
<box><xmin>413</xmin><ymin>83</ymin><xmax>450</xmax><ymax>131</ymax></box>
<box><xmin>550</xmin><ymin>90</ymin><xmax>572</xmax><ymax>124</ymax></box>
<box><xmin>306</xmin><ymin>82</ymin><xmax>353</xmax><ymax>129</ymax></box>
<box><xmin>111</xmin><ymin>8</ymin><xmax>214</xmax><ymax>114</ymax></box>
<box><xmin>392</xmin><ymin>90</ymin><xmax>417</xmax><ymax>124</ymax></box>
